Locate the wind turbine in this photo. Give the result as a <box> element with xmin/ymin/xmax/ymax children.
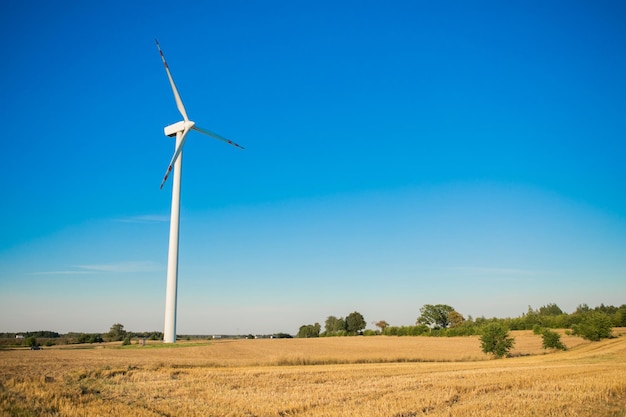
<box><xmin>156</xmin><ymin>39</ymin><xmax>244</xmax><ymax>343</ymax></box>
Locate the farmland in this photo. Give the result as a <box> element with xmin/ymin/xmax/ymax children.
<box><xmin>2</xmin><ymin>330</ymin><xmax>626</xmax><ymax>416</ymax></box>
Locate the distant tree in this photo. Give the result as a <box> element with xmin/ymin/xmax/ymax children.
<box><xmin>383</xmin><ymin>324</ymin><xmax>429</xmax><ymax>336</ymax></box>
<box><xmin>538</xmin><ymin>303</ymin><xmax>564</xmax><ymax>316</ymax></box>
<box><xmin>540</xmin><ymin>329</ymin><xmax>566</xmax><ymax>350</ymax></box>
<box><xmin>324</xmin><ymin>316</ymin><xmax>345</xmax><ymax>335</ymax></box>
<box><xmin>417</xmin><ymin>304</ymin><xmax>455</xmax><ymax>329</ymax></box>
<box><xmin>614</xmin><ymin>305</ymin><xmax>626</xmax><ymax>327</ymax></box>
<box><xmin>374</xmin><ymin>320</ymin><xmax>389</xmax><ymax>333</ymax></box>
<box><xmin>594</xmin><ymin>303</ymin><xmax>618</xmax><ymax>315</ymax></box>
<box><xmin>572</xmin><ymin>311</ymin><xmax>613</xmax><ymax>341</ymax></box>
<box><xmin>147</xmin><ymin>331</ymin><xmax>163</xmax><ymax>341</ymax></box>
<box><xmin>297</xmin><ymin>323</ymin><xmax>321</xmax><ymax>338</ymax></box>
<box><xmin>272</xmin><ymin>333</ymin><xmax>293</xmax><ymax>339</ymax></box>
<box><xmin>107</xmin><ymin>323</ymin><xmax>127</xmax><ymax>342</ymax></box>
<box><xmin>448</xmin><ymin>311</ymin><xmax>465</xmax><ymax>328</ymax></box>
<box><xmin>345</xmin><ymin>312</ymin><xmax>366</xmax><ymax>335</ymax></box>
<box><xmin>521</xmin><ymin>306</ymin><xmax>540</xmax><ymax>329</ymax></box>
<box><xmin>575</xmin><ymin>304</ymin><xmax>591</xmax><ymax>314</ymax></box>
<box><xmin>26</xmin><ymin>331</ymin><xmax>60</xmax><ymax>339</ymax></box>
<box><xmin>122</xmin><ymin>335</ymin><xmax>132</xmax><ymax>346</ymax></box>
<box><xmin>23</xmin><ymin>336</ymin><xmax>38</xmax><ymax>348</ymax></box>
<box><xmin>479</xmin><ymin>323</ymin><xmax>515</xmax><ymax>358</ymax></box>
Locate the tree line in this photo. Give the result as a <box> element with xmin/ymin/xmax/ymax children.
<box><xmin>3</xmin><ymin>324</ymin><xmax>164</xmax><ymax>348</ymax></box>
<box><xmin>298</xmin><ymin>311</ymin><xmax>367</xmax><ymax>338</ymax></box>
<box><xmin>297</xmin><ymin>303</ymin><xmax>624</xmax><ymax>354</ymax></box>
<box><xmin>4</xmin><ymin>302</ymin><xmax>623</xmax><ymax>351</ymax></box>
<box><xmin>296</xmin><ymin>302</ymin><xmax>624</xmax><ymax>358</ymax></box>
<box><xmin>299</xmin><ymin>303</ymin><xmax>625</xmax><ymax>338</ymax></box>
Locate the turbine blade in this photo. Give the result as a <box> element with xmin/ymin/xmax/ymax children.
<box><xmin>160</xmin><ymin>128</ymin><xmax>191</xmax><ymax>189</ymax></box>
<box><xmin>192</xmin><ymin>126</ymin><xmax>245</xmax><ymax>150</ymax></box>
<box><xmin>155</xmin><ymin>39</ymin><xmax>189</xmax><ymax>122</ymax></box>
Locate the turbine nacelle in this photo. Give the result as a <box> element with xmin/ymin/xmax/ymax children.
<box><xmin>164</xmin><ymin>120</ymin><xmax>196</xmax><ymax>138</ymax></box>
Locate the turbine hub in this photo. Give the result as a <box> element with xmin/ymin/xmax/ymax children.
<box><xmin>163</xmin><ymin>120</ymin><xmax>196</xmax><ymax>137</ymax></box>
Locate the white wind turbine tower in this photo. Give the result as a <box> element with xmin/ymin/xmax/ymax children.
<box><xmin>156</xmin><ymin>40</ymin><xmax>244</xmax><ymax>343</ymax></box>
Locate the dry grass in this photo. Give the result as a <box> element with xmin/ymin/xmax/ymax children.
<box><xmin>2</xmin><ymin>330</ymin><xmax>625</xmax><ymax>416</ymax></box>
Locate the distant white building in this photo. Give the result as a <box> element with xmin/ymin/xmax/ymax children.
<box><xmin>15</xmin><ymin>335</ymin><xmax>24</xmax><ymax>339</ymax></box>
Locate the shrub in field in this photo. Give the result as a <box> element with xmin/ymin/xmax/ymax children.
<box><xmin>298</xmin><ymin>323</ymin><xmax>321</xmax><ymax>338</ymax></box>
<box><xmin>383</xmin><ymin>325</ymin><xmax>429</xmax><ymax>336</ymax></box>
<box><xmin>440</xmin><ymin>323</ymin><xmax>478</xmax><ymax>336</ymax></box>
<box><xmin>540</xmin><ymin>329</ymin><xmax>566</xmax><ymax>350</ymax></box>
<box><xmin>479</xmin><ymin>323</ymin><xmax>515</xmax><ymax>358</ymax></box>
<box><xmin>107</xmin><ymin>323</ymin><xmax>127</xmax><ymax>342</ymax></box>
<box><xmin>572</xmin><ymin>311</ymin><xmax>613</xmax><ymax>341</ymax></box>
<box><xmin>23</xmin><ymin>336</ymin><xmax>38</xmax><ymax>348</ymax></box>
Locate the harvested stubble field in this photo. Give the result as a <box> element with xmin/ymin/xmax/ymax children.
<box><xmin>2</xmin><ymin>330</ymin><xmax>626</xmax><ymax>417</ymax></box>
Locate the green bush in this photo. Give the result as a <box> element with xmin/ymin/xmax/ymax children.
<box><xmin>23</xmin><ymin>336</ymin><xmax>38</xmax><ymax>348</ymax></box>
<box><xmin>297</xmin><ymin>323</ymin><xmax>321</xmax><ymax>338</ymax></box>
<box><xmin>540</xmin><ymin>329</ymin><xmax>566</xmax><ymax>350</ymax></box>
<box><xmin>571</xmin><ymin>311</ymin><xmax>613</xmax><ymax>341</ymax></box>
<box><xmin>479</xmin><ymin>323</ymin><xmax>515</xmax><ymax>358</ymax></box>
<box><xmin>386</xmin><ymin>325</ymin><xmax>429</xmax><ymax>336</ymax></box>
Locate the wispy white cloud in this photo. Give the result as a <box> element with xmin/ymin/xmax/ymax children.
<box><xmin>74</xmin><ymin>261</ymin><xmax>163</xmax><ymax>273</ymax></box>
<box><xmin>29</xmin><ymin>270</ymin><xmax>97</xmax><ymax>276</ymax></box>
<box><xmin>116</xmin><ymin>215</ymin><xmax>169</xmax><ymax>224</ymax></box>
<box><xmin>31</xmin><ymin>261</ymin><xmax>163</xmax><ymax>275</ymax></box>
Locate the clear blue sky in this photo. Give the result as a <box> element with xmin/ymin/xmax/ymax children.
<box><xmin>1</xmin><ymin>1</ymin><xmax>625</xmax><ymax>335</ymax></box>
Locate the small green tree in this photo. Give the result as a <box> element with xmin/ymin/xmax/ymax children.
<box><xmin>538</xmin><ymin>303</ymin><xmax>564</xmax><ymax>316</ymax></box>
<box><xmin>107</xmin><ymin>323</ymin><xmax>127</xmax><ymax>342</ymax></box>
<box><xmin>374</xmin><ymin>320</ymin><xmax>389</xmax><ymax>333</ymax></box>
<box><xmin>417</xmin><ymin>304</ymin><xmax>455</xmax><ymax>329</ymax></box>
<box><xmin>572</xmin><ymin>311</ymin><xmax>613</xmax><ymax>341</ymax></box>
<box><xmin>23</xmin><ymin>336</ymin><xmax>38</xmax><ymax>348</ymax></box>
<box><xmin>345</xmin><ymin>311</ymin><xmax>366</xmax><ymax>335</ymax></box>
<box><xmin>479</xmin><ymin>323</ymin><xmax>515</xmax><ymax>358</ymax></box>
<box><xmin>76</xmin><ymin>333</ymin><xmax>90</xmax><ymax>344</ymax></box>
<box><xmin>324</xmin><ymin>316</ymin><xmax>345</xmax><ymax>335</ymax></box>
<box><xmin>448</xmin><ymin>311</ymin><xmax>465</xmax><ymax>328</ymax></box>
<box><xmin>614</xmin><ymin>305</ymin><xmax>626</xmax><ymax>327</ymax></box>
<box><xmin>540</xmin><ymin>329</ymin><xmax>566</xmax><ymax>350</ymax></box>
<box><xmin>297</xmin><ymin>323</ymin><xmax>320</xmax><ymax>338</ymax></box>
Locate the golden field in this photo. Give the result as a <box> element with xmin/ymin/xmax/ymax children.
<box><xmin>1</xmin><ymin>330</ymin><xmax>626</xmax><ymax>417</ymax></box>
